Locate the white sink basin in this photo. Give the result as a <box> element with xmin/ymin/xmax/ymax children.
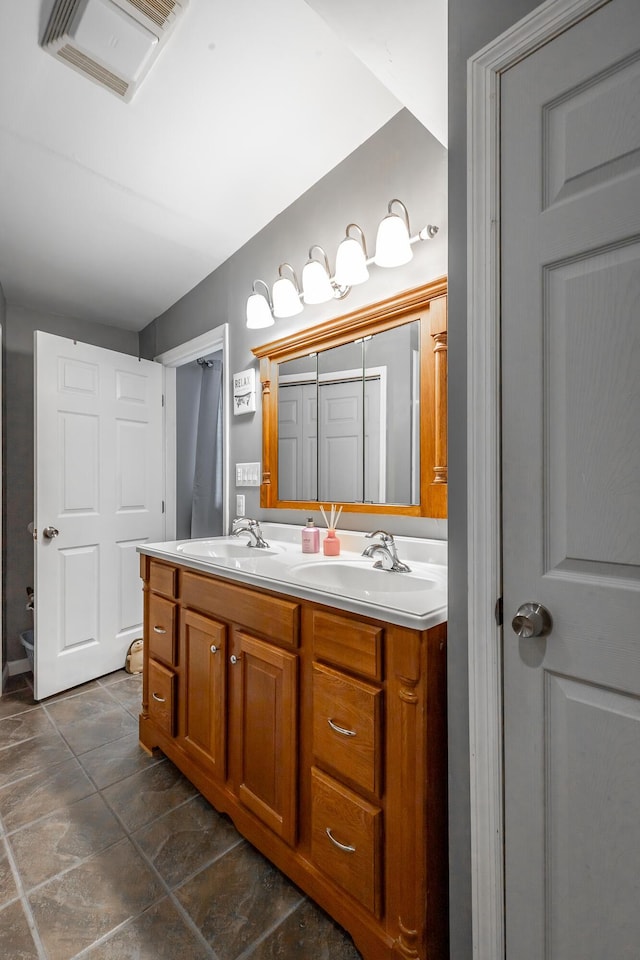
<box><xmin>287</xmin><ymin>560</ymin><xmax>442</xmax><ymax>596</ymax></box>
<box><xmin>176</xmin><ymin>538</ymin><xmax>281</xmax><ymax>560</ymax></box>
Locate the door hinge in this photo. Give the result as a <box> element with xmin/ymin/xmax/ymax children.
<box><xmin>161</xmin><ymin>501</ymin><xmax>165</xmax><ymax>514</ymax></box>
<box><xmin>495</xmin><ymin>596</ymin><xmax>503</xmax><ymax>627</ymax></box>
<box><xmin>161</xmin><ymin>394</ymin><xmax>165</xmax><ymax>407</ymax></box>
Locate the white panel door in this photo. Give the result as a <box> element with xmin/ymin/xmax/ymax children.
<box><xmin>501</xmin><ymin>1</ymin><xmax>640</xmax><ymax>957</ymax></box>
<box><xmin>317</xmin><ymin>377</ymin><xmax>382</xmax><ymax>504</ymax></box>
<box><xmin>278</xmin><ymin>382</ymin><xmax>317</xmax><ymax>500</ymax></box>
<box><xmin>34</xmin><ymin>333</ymin><xmax>164</xmax><ymax>700</ymax></box>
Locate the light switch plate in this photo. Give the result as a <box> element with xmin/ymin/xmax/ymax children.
<box><xmin>236</xmin><ymin>494</ymin><xmax>245</xmax><ymax>516</ymax></box>
<box><xmin>235</xmin><ymin>462</ymin><xmax>261</xmax><ymax>486</ymax></box>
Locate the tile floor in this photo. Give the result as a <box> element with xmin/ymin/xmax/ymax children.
<box><xmin>0</xmin><ymin>670</ymin><xmax>362</xmax><ymax>960</ymax></box>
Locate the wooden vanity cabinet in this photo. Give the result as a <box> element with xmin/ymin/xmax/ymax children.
<box><xmin>139</xmin><ymin>554</ymin><xmax>448</xmax><ymax>960</ymax></box>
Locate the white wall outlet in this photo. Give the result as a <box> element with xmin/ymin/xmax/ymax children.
<box><xmin>236</xmin><ymin>494</ymin><xmax>245</xmax><ymax>516</ymax></box>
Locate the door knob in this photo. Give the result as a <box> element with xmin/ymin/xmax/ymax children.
<box><xmin>511</xmin><ymin>602</ymin><xmax>552</xmax><ymax>639</ymax></box>
<box><xmin>43</xmin><ymin>526</ymin><xmax>59</xmax><ymax>540</ymax></box>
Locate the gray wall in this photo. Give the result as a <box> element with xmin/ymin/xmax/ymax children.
<box><xmin>4</xmin><ymin>306</ymin><xmax>138</xmax><ymax>663</ymax></box>
<box><xmin>140</xmin><ymin>108</ymin><xmax>448</xmax><ymax>540</ymax></box>
<box><xmin>447</xmin><ymin>2</ymin><xmax>544</xmax><ymax>957</ymax></box>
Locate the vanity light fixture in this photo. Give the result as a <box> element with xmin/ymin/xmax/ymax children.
<box><xmin>302</xmin><ymin>246</ymin><xmax>336</xmax><ymax>305</ymax></box>
<box><xmin>334</xmin><ymin>224</ymin><xmax>369</xmax><ymax>287</ymax></box>
<box><xmin>302</xmin><ymin>245</ymin><xmax>350</xmax><ymax>305</ymax></box>
<box><xmin>272</xmin><ymin>263</ymin><xmax>303</xmax><ymax>318</ymax></box>
<box><xmin>245</xmin><ymin>198</ymin><xmax>439</xmax><ymax>328</ymax></box>
<box><xmin>246</xmin><ymin>279</ymin><xmax>275</xmax><ymax>329</ymax></box>
<box><xmin>374</xmin><ymin>199</ymin><xmax>415</xmax><ymax>267</ymax></box>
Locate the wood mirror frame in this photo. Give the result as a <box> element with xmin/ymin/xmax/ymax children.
<box><xmin>251</xmin><ymin>276</ymin><xmax>447</xmax><ymax>518</ymax></box>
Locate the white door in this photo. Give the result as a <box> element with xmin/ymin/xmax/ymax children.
<box><xmin>501</xmin><ymin>1</ymin><xmax>640</xmax><ymax>957</ymax></box>
<box><xmin>318</xmin><ymin>376</ymin><xmax>382</xmax><ymax>503</ymax></box>
<box><xmin>278</xmin><ymin>381</ymin><xmax>317</xmax><ymax>500</ymax></box>
<box><xmin>34</xmin><ymin>333</ymin><xmax>164</xmax><ymax>700</ymax></box>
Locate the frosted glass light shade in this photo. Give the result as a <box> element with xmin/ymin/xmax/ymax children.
<box><xmin>334</xmin><ymin>236</ymin><xmax>369</xmax><ymax>286</ymax></box>
<box><xmin>374</xmin><ymin>214</ymin><xmax>413</xmax><ymax>267</ymax></box>
<box><xmin>246</xmin><ymin>292</ymin><xmax>274</xmax><ymax>329</ymax></box>
<box><xmin>272</xmin><ymin>276</ymin><xmax>302</xmax><ymax>318</ymax></box>
<box><xmin>302</xmin><ymin>259</ymin><xmax>334</xmax><ymax>304</ymax></box>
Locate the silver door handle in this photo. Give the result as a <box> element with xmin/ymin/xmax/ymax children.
<box><xmin>511</xmin><ymin>602</ymin><xmax>552</xmax><ymax>639</ymax></box>
<box><xmin>43</xmin><ymin>526</ymin><xmax>59</xmax><ymax>540</ymax></box>
<box><xmin>229</xmin><ymin>654</ymin><xmax>242</xmax><ymax>665</ymax></box>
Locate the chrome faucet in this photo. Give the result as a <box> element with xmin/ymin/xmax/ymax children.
<box><xmin>231</xmin><ymin>517</ymin><xmax>270</xmax><ymax>548</ymax></box>
<box><xmin>362</xmin><ymin>530</ymin><xmax>411</xmax><ymax>573</ymax></box>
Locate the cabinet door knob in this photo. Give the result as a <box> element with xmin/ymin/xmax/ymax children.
<box><xmin>328</xmin><ymin>718</ymin><xmax>356</xmax><ymax>738</ymax></box>
<box><xmin>152</xmin><ymin>692</ymin><xmax>166</xmax><ymax>703</ymax></box>
<box><xmin>210</xmin><ymin>644</ymin><xmax>219</xmax><ymax>654</ymax></box>
<box><xmin>229</xmin><ymin>654</ymin><xmax>243</xmax><ymax>665</ymax></box>
<box><xmin>153</xmin><ymin>626</ymin><xmax>167</xmax><ymax>634</ymax></box>
<box><xmin>326</xmin><ymin>827</ymin><xmax>356</xmax><ymax>853</ymax></box>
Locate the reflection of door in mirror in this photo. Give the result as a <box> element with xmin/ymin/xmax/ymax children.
<box><xmin>364</xmin><ymin>322</ymin><xmax>419</xmax><ymax>505</ymax></box>
<box><xmin>278</xmin><ymin>355</ymin><xmax>317</xmax><ymax>501</ymax></box>
<box><xmin>317</xmin><ymin>340</ymin><xmax>364</xmax><ymax>503</ymax></box>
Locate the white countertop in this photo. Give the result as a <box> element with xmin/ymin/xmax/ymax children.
<box><xmin>138</xmin><ymin>523</ymin><xmax>447</xmax><ymax>631</ymax></box>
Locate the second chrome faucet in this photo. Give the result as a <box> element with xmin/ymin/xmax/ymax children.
<box><xmin>362</xmin><ymin>530</ymin><xmax>411</xmax><ymax>573</ymax></box>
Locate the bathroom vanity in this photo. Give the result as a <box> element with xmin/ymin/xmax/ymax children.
<box><xmin>138</xmin><ymin>527</ymin><xmax>447</xmax><ymax>960</ymax></box>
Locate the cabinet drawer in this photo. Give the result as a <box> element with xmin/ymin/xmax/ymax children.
<box><xmin>148</xmin><ymin>659</ymin><xmax>176</xmax><ymax>736</ymax></box>
<box><xmin>149</xmin><ymin>560</ymin><xmax>177</xmax><ymax>599</ymax></box>
<box><xmin>312</xmin><ymin>663</ymin><xmax>382</xmax><ymax>797</ymax></box>
<box><xmin>312</xmin><ymin>610</ymin><xmax>383</xmax><ymax>681</ymax></box>
<box><xmin>182</xmin><ymin>571</ymin><xmax>299</xmax><ymax>648</ymax></box>
<box><xmin>147</xmin><ymin>593</ymin><xmax>177</xmax><ymax>666</ymax></box>
<box><xmin>311</xmin><ymin>767</ymin><xmax>382</xmax><ymax>916</ymax></box>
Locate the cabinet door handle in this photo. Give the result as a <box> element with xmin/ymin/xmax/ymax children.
<box><xmin>210</xmin><ymin>644</ymin><xmax>219</xmax><ymax>654</ymax></box>
<box><xmin>326</xmin><ymin>827</ymin><xmax>356</xmax><ymax>854</ymax></box>
<box><xmin>153</xmin><ymin>626</ymin><xmax>166</xmax><ymax>634</ymax></box>
<box><xmin>229</xmin><ymin>654</ymin><xmax>243</xmax><ymax>665</ymax></box>
<box><xmin>328</xmin><ymin>718</ymin><xmax>356</xmax><ymax>738</ymax></box>
<box><xmin>152</xmin><ymin>692</ymin><xmax>166</xmax><ymax>703</ymax></box>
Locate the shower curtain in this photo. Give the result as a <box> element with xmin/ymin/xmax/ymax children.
<box><xmin>191</xmin><ymin>356</ymin><xmax>223</xmax><ymax>538</ymax></box>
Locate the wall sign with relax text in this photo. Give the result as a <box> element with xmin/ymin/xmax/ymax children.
<box><xmin>232</xmin><ymin>368</ymin><xmax>256</xmax><ymax>415</ymax></box>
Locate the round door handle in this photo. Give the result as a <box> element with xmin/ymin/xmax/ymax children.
<box><xmin>229</xmin><ymin>654</ymin><xmax>242</xmax><ymax>665</ymax></box>
<box><xmin>512</xmin><ymin>602</ymin><xmax>552</xmax><ymax>639</ymax></box>
<box><xmin>43</xmin><ymin>526</ymin><xmax>59</xmax><ymax>540</ymax></box>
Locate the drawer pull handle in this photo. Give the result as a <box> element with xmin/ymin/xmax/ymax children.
<box><xmin>152</xmin><ymin>692</ymin><xmax>166</xmax><ymax>703</ymax></box>
<box><xmin>210</xmin><ymin>644</ymin><xmax>219</xmax><ymax>654</ymax></box>
<box><xmin>153</xmin><ymin>626</ymin><xmax>167</xmax><ymax>634</ymax></box>
<box><xmin>328</xmin><ymin>718</ymin><xmax>356</xmax><ymax>738</ymax></box>
<box><xmin>326</xmin><ymin>828</ymin><xmax>356</xmax><ymax>854</ymax></box>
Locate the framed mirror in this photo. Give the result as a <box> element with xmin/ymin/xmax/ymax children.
<box><xmin>252</xmin><ymin>278</ymin><xmax>447</xmax><ymax>518</ymax></box>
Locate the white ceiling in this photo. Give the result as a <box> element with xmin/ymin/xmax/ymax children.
<box><xmin>0</xmin><ymin>0</ymin><xmax>446</xmax><ymax>332</ymax></box>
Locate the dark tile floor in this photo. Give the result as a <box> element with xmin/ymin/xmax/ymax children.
<box><xmin>0</xmin><ymin>671</ymin><xmax>362</xmax><ymax>960</ymax></box>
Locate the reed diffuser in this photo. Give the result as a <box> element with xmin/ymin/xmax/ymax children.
<box><xmin>319</xmin><ymin>503</ymin><xmax>342</xmax><ymax>556</ymax></box>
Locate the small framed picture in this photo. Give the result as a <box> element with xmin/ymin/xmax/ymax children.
<box><xmin>233</xmin><ymin>368</ymin><xmax>256</xmax><ymax>415</ymax></box>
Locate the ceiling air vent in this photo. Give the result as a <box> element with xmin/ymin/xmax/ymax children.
<box><xmin>42</xmin><ymin>0</ymin><xmax>188</xmax><ymax>102</ymax></box>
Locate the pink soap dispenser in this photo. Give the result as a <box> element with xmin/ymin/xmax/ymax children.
<box><xmin>301</xmin><ymin>517</ymin><xmax>320</xmax><ymax>554</ymax></box>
